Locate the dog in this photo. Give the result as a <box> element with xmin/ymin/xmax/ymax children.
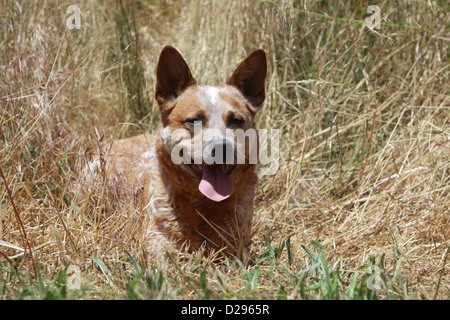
<box><xmin>77</xmin><ymin>46</ymin><xmax>267</xmax><ymax>260</ymax></box>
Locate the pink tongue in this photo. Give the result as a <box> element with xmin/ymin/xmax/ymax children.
<box><xmin>199</xmin><ymin>165</ymin><xmax>234</xmax><ymax>202</ymax></box>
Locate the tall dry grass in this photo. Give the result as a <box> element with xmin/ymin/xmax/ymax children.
<box><xmin>0</xmin><ymin>0</ymin><xmax>449</xmax><ymax>299</ymax></box>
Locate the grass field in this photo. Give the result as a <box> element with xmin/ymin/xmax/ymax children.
<box><xmin>0</xmin><ymin>0</ymin><xmax>449</xmax><ymax>300</ymax></box>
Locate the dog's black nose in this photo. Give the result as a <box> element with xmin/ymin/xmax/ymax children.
<box><xmin>211</xmin><ymin>139</ymin><xmax>233</xmax><ymax>164</ymax></box>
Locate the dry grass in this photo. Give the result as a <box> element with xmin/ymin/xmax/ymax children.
<box><xmin>0</xmin><ymin>0</ymin><xmax>449</xmax><ymax>299</ymax></box>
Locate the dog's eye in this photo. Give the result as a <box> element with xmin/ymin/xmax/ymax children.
<box><xmin>185</xmin><ymin>118</ymin><xmax>203</xmax><ymax>126</ymax></box>
<box><xmin>229</xmin><ymin>117</ymin><xmax>244</xmax><ymax>127</ymax></box>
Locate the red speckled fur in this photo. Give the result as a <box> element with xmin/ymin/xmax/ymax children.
<box><xmin>76</xmin><ymin>46</ymin><xmax>267</xmax><ymax>260</ymax></box>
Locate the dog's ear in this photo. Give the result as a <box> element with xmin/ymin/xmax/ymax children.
<box><xmin>155</xmin><ymin>46</ymin><xmax>197</xmax><ymax>107</ymax></box>
<box><xmin>227</xmin><ymin>49</ymin><xmax>267</xmax><ymax>110</ymax></box>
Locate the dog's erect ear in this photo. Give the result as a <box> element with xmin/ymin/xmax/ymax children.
<box><xmin>155</xmin><ymin>46</ymin><xmax>197</xmax><ymax>106</ymax></box>
<box><xmin>227</xmin><ymin>49</ymin><xmax>267</xmax><ymax>110</ymax></box>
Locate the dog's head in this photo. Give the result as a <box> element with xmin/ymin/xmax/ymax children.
<box><xmin>155</xmin><ymin>46</ymin><xmax>266</xmax><ymax>202</ymax></box>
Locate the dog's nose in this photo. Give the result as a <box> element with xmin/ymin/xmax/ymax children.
<box><xmin>211</xmin><ymin>139</ymin><xmax>233</xmax><ymax>164</ymax></box>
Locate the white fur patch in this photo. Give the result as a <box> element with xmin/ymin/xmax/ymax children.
<box><xmin>160</xmin><ymin>126</ymin><xmax>172</xmax><ymax>147</ymax></box>
<box><xmin>205</xmin><ymin>86</ymin><xmax>219</xmax><ymax>104</ymax></box>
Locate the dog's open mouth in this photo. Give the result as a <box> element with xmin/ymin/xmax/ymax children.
<box><xmin>186</xmin><ymin>162</ymin><xmax>237</xmax><ymax>202</ymax></box>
